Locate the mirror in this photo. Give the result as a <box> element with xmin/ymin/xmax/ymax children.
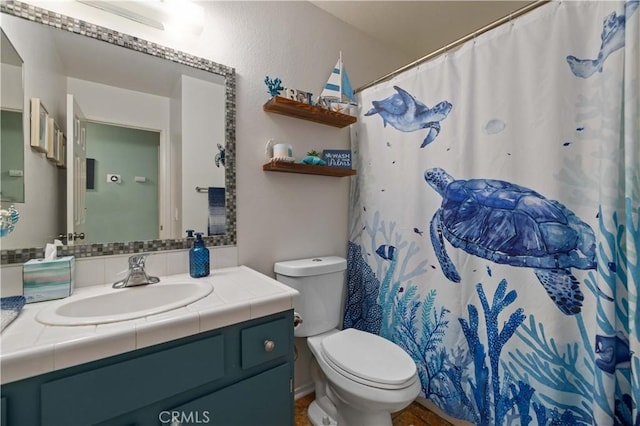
<box><xmin>0</xmin><ymin>1</ymin><xmax>236</xmax><ymax>264</ymax></box>
<box><xmin>1</xmin><ymin>28</ymin><xmax>24</xmax><ymax>204</ymax></box>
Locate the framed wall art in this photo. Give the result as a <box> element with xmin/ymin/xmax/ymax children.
<box><xmin>29</xmin><ymin>98</ymin><xmax>48</xmax><ymax>153</ymax></box>
<box><xmin>57</xmin><ymin>133</ymin><xmax>67</xmax><ymax>168</ymax></box>
<box><xmin>46</xmin><ymin>118</ymin><xmax>58</xmax><ymax>161</ymax></box>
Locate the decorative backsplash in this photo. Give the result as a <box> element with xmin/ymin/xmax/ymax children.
<box><xmin>1</xmin><ymin>238</ymin><xmax>207</xmax><ymax>265</ymax></box>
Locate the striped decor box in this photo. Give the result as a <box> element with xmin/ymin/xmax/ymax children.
<box><xmin>23</xmin><ymin>256</ymin><xmax>75</xmax><ymax>303</ymax></box>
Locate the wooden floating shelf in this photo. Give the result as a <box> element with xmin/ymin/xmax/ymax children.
<box><xmin>263</xmin><ymin>96</ymin><xmax>357</xmax><ymax>128</ymax></box>
<box><xmin>263</xmin><ymin>161</ymin><xmax>357</xmax><ymax>177</ymax></box>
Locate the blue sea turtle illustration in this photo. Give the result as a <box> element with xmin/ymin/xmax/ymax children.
<box><xmin>365</xmin><ymin>86</ymin><xmax>452</xmax><ymax>147</ymax></box>
<box><xmin>567</xmin><ymin>1</ymin><xmax>639</xmax><ymax>78</ymax></box>
<box><xmin>424</xmin><ymin>168</ymin><xmax>596</xmax><ymax>315</ymax></box>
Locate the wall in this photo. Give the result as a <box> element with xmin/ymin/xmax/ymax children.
<box><xmin>1</xmin><ymin>110</ymin><xmax>24</xmax><ymax>203</ymax></box>
<box><xmin>85</xmin><ymin>122</ymin><xmax>159</xmax><ymax>243</ymax></box>
<box><xmin>181</xmin><ymin>75</ymin><xmax>225</xmax><ymax>235</ymax></box>
<box><xmin>1</xmin><ymin>59</ymin><xmax>25</xmax><ymax>212</ymax></box>
<box><xmin>67</xmin><ymin>77</ymin><xmax>173</xmax><ymax>239</ymax></box>
<box><xmin>0</xmin><ymin>14</ymin><xmax>66</xmax><ymax>249</ymax></box>
<box><xmin>210</xmin><ymin>2</ymin><xmax>411</xmax><ymax>276</ymax></box>
<box><xmin>0</xmin><ymin>62</ymin><xmax>22</xmax><ymax>109</ymax></box>
<box><xmin>170</xmin><ymin>77</ymin><xmax>183</xmax><ymax>239</ymax></box>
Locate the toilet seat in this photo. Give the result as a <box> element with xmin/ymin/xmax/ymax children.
<box><xmin>320</xmin><ymin>328</ymin><xmax>417</xmax><ymax>390</ymax></box>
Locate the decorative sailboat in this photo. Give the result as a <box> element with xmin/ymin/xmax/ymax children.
<box><xmin>319</xmin><ymin>52</ymin><xmax>357</xmax><ymax>116</ymax></box>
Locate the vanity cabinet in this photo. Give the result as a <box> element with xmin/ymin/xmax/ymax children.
<box><xmin>0</xmin><ymin>311</ymin><xmax>294</xmax><ymax>426</ymax></box>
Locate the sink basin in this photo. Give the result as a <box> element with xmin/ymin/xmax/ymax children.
<box><xmin>36</xmin><ymin>282</ymin><xmax>213</xmax><ymax>326</ymax></box>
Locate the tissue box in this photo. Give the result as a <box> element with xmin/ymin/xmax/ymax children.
<box><xmin>23</xmin><ymin>256</ymin><xmax>75</xmax><ymax>303</ymax></box>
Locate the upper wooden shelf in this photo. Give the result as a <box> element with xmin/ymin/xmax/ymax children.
<box><xmin>263</xmin><ymin>161</ymin><xmax>356</xmax><ymax>177</ymax></box>
<box><xmin>263</xmin><ymin>96</ymin><xmax>357</xmax><ymax>128</ymax></box>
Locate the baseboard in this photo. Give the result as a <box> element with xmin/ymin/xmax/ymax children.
<box><xmin>294</xmin><ymin>382</ymin><xmax>315</xmax><ymax>400</ymax></box>
<box><xmin>416</xmin><ymin>397</ymin><xmax>474</xmax><ymax>426</ymax></box>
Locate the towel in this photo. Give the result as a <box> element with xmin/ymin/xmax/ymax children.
<box><xmin>1</xmin><ymin>295</ymin><xmax>26</xmax><ymax>332</ymax></box>
<box><xmin>208</xmin><ymin>187</ymin><xmax>226</xmax><ymax>236</ymax></box>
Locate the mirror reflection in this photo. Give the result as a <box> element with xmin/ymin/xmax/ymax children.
<box><xmin>0</xmin><ymin>28</ymin><xmax>24</xmax><ymax>204</ymax></box>
<box><xmin>0</xmin><ymin>2</ymin><xmax>235</xmax><ymax>262</ymax></box>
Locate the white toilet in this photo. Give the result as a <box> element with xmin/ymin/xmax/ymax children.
<box><xmin>275</xmin><ymin>256</ymin><xmax>421</xmax><ymax>426</ymax></box>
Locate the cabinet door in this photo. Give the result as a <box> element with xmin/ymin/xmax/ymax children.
<box><xmin>1</xmin><ymin>397</ymin><xmax>6</xmax><ymax>425</ymax></box>
<box><xmin>41</xmin><ymin>334</ymin><xmax>224</xmax><ymax>426</ymax></box>
<box><xmin>165</xmin><ymin>363</ymin><xmax>292</xmax><ymax>426</ymax></box>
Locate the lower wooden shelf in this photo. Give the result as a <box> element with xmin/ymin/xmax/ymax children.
<box><xmin>263</xmin><ymin>161</ymin><xmax>357</xmax><ymax>177</ymax></box>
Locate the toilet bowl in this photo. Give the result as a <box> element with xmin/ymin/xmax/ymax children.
<box><xmin>274</xmin><ymin>256</ymin><xmax>420</xmax><ymax>426</ymax></box>
<box><xmin>307</xmin><ymin>329</ymin><xmax>421</xmax><ymax>426</ymax></box>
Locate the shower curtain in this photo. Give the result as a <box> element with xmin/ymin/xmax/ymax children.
<box><xmin>346</xmin><ymin>1</ymin><xmax>639</xmax><ymax>425</ymax></box>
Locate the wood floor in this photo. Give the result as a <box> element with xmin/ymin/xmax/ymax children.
<box><xmin>294</xmin><ymin>393</ymin><xmax>453</xmax><ymax>426</ymax></box>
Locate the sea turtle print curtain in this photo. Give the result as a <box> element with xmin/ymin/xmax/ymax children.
<box><xmin>346</xmin><ymin>1</ymin><xmax>639</xmax><ymax>424</ymax></box>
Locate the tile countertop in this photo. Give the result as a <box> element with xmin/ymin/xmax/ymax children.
<box><xmin>0</xmin><ymin>266</ymin><xmax>299</xmax><ymax>385</ymax></box>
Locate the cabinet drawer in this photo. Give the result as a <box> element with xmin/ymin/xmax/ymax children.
<box><xmin>40</xmin><ymin>334</ymin><xmax>224</xmax><ymax>426</ymax></box>
<box><xmin>165</xmin><ymin>363</ymin><xmax>292</xmax><ymax>426</ymax></box>
<box><xmin>241</xmin><ymin>317</ymin><xmax>290</xmax><ymax>369</ymax></box>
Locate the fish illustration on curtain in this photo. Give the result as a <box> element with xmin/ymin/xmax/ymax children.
<box><xmin>566</xmin><ymin>0</ymin><xmax>639</xmax><ymax>78</ymax></box>
<box><xmin>424</xmin><ymin>168</ymin><xmax>597</xmax><ymax>315</ymax></box>
<box><xmin>595</xmin><ymin>332</ymin><xmax>633</xmax><ymax>374</ymax></box>
<box><xmin>364</xmin><ymin>86</ymin><xmax>452</xmax><ymax>147</ymax></box>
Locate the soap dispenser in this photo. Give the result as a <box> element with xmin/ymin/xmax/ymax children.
<box><xmin>189</xmin><ymin>232</ymin><xmax>210</xmax><ymax>278</ymax></box>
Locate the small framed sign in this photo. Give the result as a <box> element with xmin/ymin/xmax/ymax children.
<box><xmin>323</xmin><ymin>149</ymin><xmax>352</xmax><ymax>168</ymax></box>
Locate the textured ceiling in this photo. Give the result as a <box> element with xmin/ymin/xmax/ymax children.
<box><xmin>310</xmin><ymin>1</ymin><xmax>537</xmax><ymax>61</ymax></box>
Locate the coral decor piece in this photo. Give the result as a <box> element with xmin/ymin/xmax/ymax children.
<box><xmin>264</xmin><ymin>76</ymin><xmax>284</xmax><ymax>97</ymax></box>
<box><xmin>0</xmin><ymin>205</ymin><xmax>20</xmax><ymax>237</ymax></box>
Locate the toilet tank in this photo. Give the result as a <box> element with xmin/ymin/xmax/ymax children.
<box><xmin>274</xmin><ymin>256</ymin><xmax>347</xmax><ymax>337</ymax></box>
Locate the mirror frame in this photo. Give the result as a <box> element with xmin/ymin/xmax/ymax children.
<box><xmin>0</xmin><ymin>0</ymin><xmax>236</xmax><ymax>265</ymax></box>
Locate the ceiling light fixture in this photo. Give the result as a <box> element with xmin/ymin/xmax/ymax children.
<box><xmin>77</xmin><ymin>0</ymin><xmax>204</xmax><ymax>34</ymax></box>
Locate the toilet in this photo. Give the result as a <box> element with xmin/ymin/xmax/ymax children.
<box><xmin>275</xmin><ymin>256</ymin><xmax>420</xmax><ymax>426</ymax></box>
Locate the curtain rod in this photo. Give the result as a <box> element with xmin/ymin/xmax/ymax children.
<box><xmin>355</xmin><ymin>0</ymin><xmax>551</xmax><ymax>93</ymax></box>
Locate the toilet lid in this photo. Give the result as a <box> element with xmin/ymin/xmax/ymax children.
<box><xmin>320</xmin><ymin>328</ymin><xmax>417</xmax><ymax>388</ymax></box>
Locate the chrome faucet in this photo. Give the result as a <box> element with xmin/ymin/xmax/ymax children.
<box><xmin>113</xmin><ymin>254</ymin><xmax>160</xmax><ymax>288</ymax></box>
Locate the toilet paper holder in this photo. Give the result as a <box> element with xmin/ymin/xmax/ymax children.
<box><xmin>293</xmin><ymin>311</ymin><xmax>303</xmax><ymax>328</ymax></box>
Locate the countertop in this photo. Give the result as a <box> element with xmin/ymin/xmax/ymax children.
<box><xmin>0</xmin><ymin>266</ymin><xmax>298</xmax><ymax>385</ymax></box>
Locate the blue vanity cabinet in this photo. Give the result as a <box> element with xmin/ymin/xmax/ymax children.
<box><xmin>0</xmin><ymin>310</ymin><xmax>294</xmax><ymax>426</ymax></box>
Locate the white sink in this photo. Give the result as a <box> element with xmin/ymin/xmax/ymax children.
<box><xmin>36</xmin><ymin>282</ymin><xmax>213</xmax><ymax>326</ymax></box>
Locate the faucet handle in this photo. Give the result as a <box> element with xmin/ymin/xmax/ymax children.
<box><xmin>113</xmin><ymin>253</ymin><xmax>159</xmax><ymax>288</ymax></box>
<box><xmin>128</xmin><ymin>254</ymin><xmax>148</xmax><ymax>269</ymax></box>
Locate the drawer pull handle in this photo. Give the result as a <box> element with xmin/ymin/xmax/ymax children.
<box><xmin>264</xmin><ymin>339</ymin><xmax>276</xmax><ymax>352</ymax></box>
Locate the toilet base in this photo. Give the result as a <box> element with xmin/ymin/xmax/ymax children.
<box><xmin>307</xmin><ymin>394</ymin><xmax>396</xmax><ymax>426</ymax></box>
<box><xmin>308</xmin><ymin>398</ymin><xmax>337</xmax><ymax>426</ymax></box>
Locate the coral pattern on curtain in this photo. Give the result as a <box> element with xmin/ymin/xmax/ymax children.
<box><xmin>346</xmin><ymin>1</ymin><xmax>639</xmax><ymax>424</ymax></box>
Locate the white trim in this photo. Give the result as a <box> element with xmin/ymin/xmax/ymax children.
<box><xmin>294</xmin><ymin>382</ymin><xmax>315</xmax><ymax>401</ymax></box>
